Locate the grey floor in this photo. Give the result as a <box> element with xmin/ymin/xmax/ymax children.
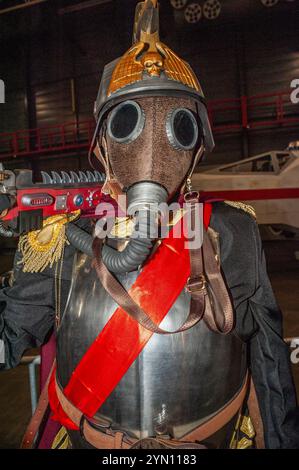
<box><xmin>0</xmin><ymin>240</ymin><xmax>298</xmax><ymax>448</ymax></box>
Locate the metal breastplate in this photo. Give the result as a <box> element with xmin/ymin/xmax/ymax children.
<box><xmin>56</xmin><ymin>253</ymin><xmax>247</xmax><ymax>442</ymax></box>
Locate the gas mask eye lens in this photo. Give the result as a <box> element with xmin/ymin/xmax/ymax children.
<box><xmin>166</xmin><ymin>108</ymin><xmax>199</xmax><ymax>151</ymax></box>
<box><xmin>107</xmin><ymin>100</ymin><xmax>145</xmax><ymax>144</ymax></box>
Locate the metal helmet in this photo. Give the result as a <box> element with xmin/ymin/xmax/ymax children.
<box><xmin>90</xmin><ymin>0</ymin><xmax>214</xmax><ymax>186</ymax></box>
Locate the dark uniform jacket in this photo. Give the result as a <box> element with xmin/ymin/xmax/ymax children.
<box><xmin>0</xmin><ymin>202</ymin><xmax>298</xmax><ymax>448</ymax></box>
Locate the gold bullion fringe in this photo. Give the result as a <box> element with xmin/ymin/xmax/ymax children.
<box><xmin>19</xmin><ymin>212</ymin><xmax>80</xmax><ymax>273</ymax></box>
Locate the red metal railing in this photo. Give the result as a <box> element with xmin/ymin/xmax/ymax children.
<box><xmin>208</xmin><ymin>90</ymin><xmax>299</xmax><ymax>133</ymax></box>
<box><xmin>0</xmin><ymin>120</ymin><xmax>95</xmax><ymax>159</ymax></box>
<box><xmin>0</xmin><ymin>90</ymin><xmax>298</xmax><ymax>160</ymax></box>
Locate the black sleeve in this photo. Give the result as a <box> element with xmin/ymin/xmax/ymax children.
<box><xmin>0</xmin><ymin>194</ymin><xmax>12</xmax><ymax>212</ymax></box>
<box><xmin>0</xmin><ymin>218</ymin><xmax>90</xmax><ymax>370</ymax></box>
<box><xmin>0</xmin><ymin>252</ymin><xmax>56</xmax><ymax>369</ymax></box>
<box><xmin>249</xmin><ymin>221</ymin><xmax>299</xmax><ymax>449</ymax></box>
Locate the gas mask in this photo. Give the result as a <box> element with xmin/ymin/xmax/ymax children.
<box><xmin>104</xmin><ymin>96</ymin><xmax>203</xmax><ymax>198</ymax></box>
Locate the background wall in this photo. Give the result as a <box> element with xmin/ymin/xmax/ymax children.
<box><xmin>0</xmin><ymin>0</ymin><xmax>298</xmax><ymax>173</ymax></box>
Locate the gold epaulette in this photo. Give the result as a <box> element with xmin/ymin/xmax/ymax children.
<box><xmin>18</xmin><ymin>211</ymin><xmax>80</xmax><ymax>273</ymax></box>
<box><xmin>224</xmin><ymin>201</ymin><xmax>256</xmax><ymax>220</ymax></box>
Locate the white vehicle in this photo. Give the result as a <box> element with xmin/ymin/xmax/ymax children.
<box><xmin>193</xmin><ymin>142</ymin><xmax>299</xmax><ymax>236</ymax></box>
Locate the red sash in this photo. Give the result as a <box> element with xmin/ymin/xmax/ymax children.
<box><xmin>49</xmin><ymin>203</ymin><xmax>212</xmax><ymax>429</ymax></box>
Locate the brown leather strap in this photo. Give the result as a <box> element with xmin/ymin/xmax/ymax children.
<box><xmin>93</xmin><ymin>197</ymin><xmax>234</xmax><ymax>335</ymax></box>
<box><xmin>92</xmin><ymin>197</ymin><xmax>207</xmax><ymax>335</ymax></box>
<box><xmin>247</xmin><ymin>378</ymin><xmax>265</xmax><ymax>449</ymax></box>
<box><xmin>93</xmin><ymin>236</ymin><xmax>206</xmax><ymax>335</ymax></box>
<box><xmin>182</xmin><ymin>372</ymin><xmax>249</xmax><ymax>443</ymax></box>
<box><xmin>201</xmin><ymin>230</ymin><xmax>235</xmax><ymax>334</ymax></box>
<box><xmin>55</xmin><ymin>372</ymin><xmax>249</xmax><ymax>449</ymax></box>
<box><xmin>21</xmin><ymin>362</ymin><xmax>56</xmax><ymax>449</ymax></box>
<box><xmin>55</xmin><ymin>379</ymin><xmax>133</xmax><ymax>449</ymax></box>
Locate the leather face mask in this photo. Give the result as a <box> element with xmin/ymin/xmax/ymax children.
<box><xmin>105</xmin><ymin>96</ymin><xmax>203</xmax><ymax>197</ymax></box>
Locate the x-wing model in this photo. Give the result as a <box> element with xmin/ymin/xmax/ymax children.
<box><xmin>194</xmin><ymin>142</ymin><xmax>299</xmax><ymax>234</ymax></box>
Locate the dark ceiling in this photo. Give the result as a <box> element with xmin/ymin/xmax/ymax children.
<box><xmin>0</xmin><ymin>0</ymin><xmax>298</xmax><ymax>44</ymax></box>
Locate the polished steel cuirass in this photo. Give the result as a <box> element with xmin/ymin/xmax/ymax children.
<box><xmin>56</xmin><ymin>253</ymin><xmax>247</xmax><ymax>443</ymax></box>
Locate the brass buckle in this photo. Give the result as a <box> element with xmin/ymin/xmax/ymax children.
<box><xmin>80</xmin><ymin>415</ymin><xmax>133</xmax><ymax>447</ymax></box>
<box><xmin>186</xmin><ymin>275</ymin><xmax>206</xmax><ymax>294</ymax></box>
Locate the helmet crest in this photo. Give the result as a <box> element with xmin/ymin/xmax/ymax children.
<box><xmin>108</xmin><ymin>1</ymin><xmax>202</xmax><ymax>96</ymax></box>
